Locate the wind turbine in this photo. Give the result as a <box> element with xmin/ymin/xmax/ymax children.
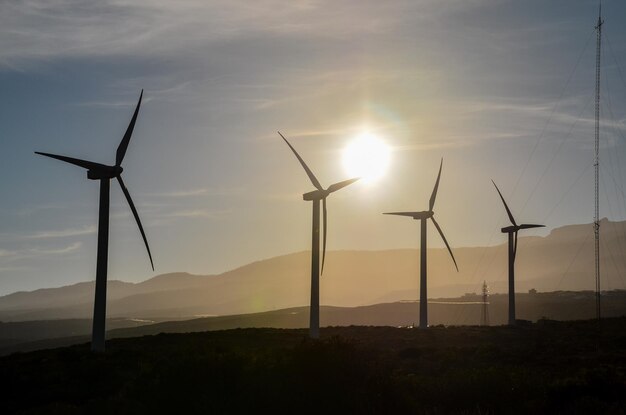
<box><xmin>492</xmin><ymin>181</ymin><xmax>544</xmax><ymax>326</ymax></box>
<box><xmin>36</xmin><ymin>90</ymin><xmax>153</xmax><ymax>352</ymax></box>
<box><xmin>384</xmin><ymin>159</ymin><xmax>458</xmax><ymax>329</ymax></box>
<box><xmin>278</xmin><ymin>131</ymin><xmax>358</xmax><ymax>339</ymax></box>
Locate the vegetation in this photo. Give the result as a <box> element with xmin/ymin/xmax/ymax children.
<box><xmin>2</xmin><ymin>318</ymin><xmax>626</xmax><ymax>414</ymax></box>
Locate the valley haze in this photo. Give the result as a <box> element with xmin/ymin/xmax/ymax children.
<box><xmin>2</xmin><ymin>219</ymin><xmax>625</xmax><ymax>322</ymax></box>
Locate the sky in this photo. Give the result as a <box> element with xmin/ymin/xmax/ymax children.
<box><xmin>1</xmin><ymin>0</ymin><xmax>626</xmax><ymax>295</ymax></box>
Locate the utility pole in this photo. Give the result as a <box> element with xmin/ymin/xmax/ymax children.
<box><xmin>481</xmin><ymin>281</ymin><xmax>490</xmax><ymax>326</ymax></box>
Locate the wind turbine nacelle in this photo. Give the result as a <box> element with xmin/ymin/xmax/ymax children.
<box><xmin>88</xmin><ymin>166</ymin><xmax>123</xmax><ymax>180</ymax></box>
<box><xmin>501</xmin><ymin>225</ymin><xmax>518</xmax><ymax>233</ymax></box>
<box><xmin>303</xmin><ymin>189</ymin><xmax>328</xmax><ymax>201</ymax></box>
<box><xmin>414</xmin><ymin>211</ymin><xmax>434</xmax><ymax>220</ymax></box>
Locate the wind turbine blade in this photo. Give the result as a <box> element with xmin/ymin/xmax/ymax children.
<box><xmin>431</xmin><ymin>216</ymin><xmax>459</xmax><ymax>272</ymax></box>
<box><xmin>115</xmin><ymin>90</ymin><xmax>143</xmax><ymax>167</ymax></box>
<box><xmin>321</xmin><ymin>197</ymin><xmax>327</xmax><ymax>276</ymax></box>
<box><xmin>116</xmin><ymin>175</ymin><xmax>154</xmax><ymax>271</ymax></box>
<box><xmin>327</xmin><ymin>177</ymin><xmax>359</xmax><ymax>193</ymax></box>
<box><xmin>277</xmin><ymin>131</ymin><xmax>323</xmax><ymax>190</ymax></box>
<box><xmin>519</xmin><ymin>224</ymin><xmax>545</xmax><ymax>230</ymax></box>
<box><xmin>428</xmin><ymin>158</ymin><xmax>443</xmax><ymax>211</ymax></box>
<box><xmin>513</xmin><ymin>230</ymin><xmax>518</xmax><ymax>260</ymax></box>
<box><xmin>383</xmin><ymin>212</ymin><xmax>420</xmax><ymax>217</ymax></box>
<box><xmin>35</xmin><ymin>152</ymin><xmax>107</xmax><ymax>171</ymax></box>
<box><xmin>491</xmin><ymin>180</ymin><xmax>517</xmax><ymax>227</ymax></box>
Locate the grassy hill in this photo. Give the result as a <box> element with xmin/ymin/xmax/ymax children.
<box><xmin>2</xmin><ymin>318</ymin><xmax>625</xmax><ymax>414</ymax></box>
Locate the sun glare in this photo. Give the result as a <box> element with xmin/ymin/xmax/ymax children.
<box><xmin>342</xmin><ymin>132</ymin><xmax>391</xmax><ymax>183</ymax></box>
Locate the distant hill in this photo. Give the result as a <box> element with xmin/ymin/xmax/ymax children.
<box><xmin>2</xmin><ymin>290</ymin><xmax>626</xmax><ymax>355</ymax></box>
<box><xmin>1</xmin><ymin>219</ymin><xmax>626</xmax><ymax>321</ymax></box>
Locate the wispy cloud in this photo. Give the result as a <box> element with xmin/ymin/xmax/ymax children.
<box><xmin>73</xmin><ymin>98</ymin><xmax>151</xmax><ymax>108</ymax></box>
<box><xmin>0</xmin><ymin>0</ymin><xmax>490</xmax><ymax>67</ymax></box>
<box><xmin>0</xmin><ymin>248</ymin><xmax>19</xmax><ymax>258</ymax></box>
<box><xmin>24</xmin><ymin>225</ymin><xmax>97</xmax><ymax>239</ymax></box>
<box><xmin>145</xmin><ymin>188</ymin><xmax>210</xmax><ymax>198</ymax></box>
<box><xmin>14</xmin><ymin>203</ymin><xmax>68</xmax><ymax>216</ymax></box>
<box><xmin>0</xmin><ymin>242</ymin><xmax>82</xmax><ymax>262</ymax></box>
<box><xmin>34</xmin><ymin>242</ymin><xmax>82</xmax><ymax>255</ymax></box>
<box><xmin>0</xmin><ymin>266</ymin><xmax>33</xmax><ymax>273</ymax></box>
<box><xmin>163</xmin><ymin>209</ymin><xmax>229</xmax><ymax>219</ymax></box>
<box><xmin>143</xmin><ymin>187</ymin><xmax>245</xmax><ymax>198</ymax></box>
<box><xmin>144</xmin><ymin>208</ymin><xmax>230</xmax><ymax>228</ymax></box>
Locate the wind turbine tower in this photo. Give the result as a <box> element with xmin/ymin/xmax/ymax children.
<box><xmin>492</xmin><ymin>181</ymin><xmax>544</xmax><ymax>326</ymax></box>
<box><xmin>36</xmin><ymin>90</ymin><xmax>153</xmax><ymax>352</ymax></box>
<box><xmin>278</xmin><ymin>132</ymin><xmax>358</xmax><ymax>339</ymax></box>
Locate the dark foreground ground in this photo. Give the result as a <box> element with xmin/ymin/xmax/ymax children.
<box><xmin>2</xmin><ymin>318</ymin><xmax>626</xmax><ymax>414</ymax></box>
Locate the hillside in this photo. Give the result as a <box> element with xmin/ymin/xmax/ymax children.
<box><xmin>2</xmin><ymin>319</ymin><xmax>626</xmax><ymax>414</ymax></box>
<box><xmin>2</xmin><ymin>290</ymin><xmax>626</xmax><ymax>355</ymax></box>
<box><xmin>1</xmin><ymin>219</ymin><xmax>626</xmax><ymax>321</ymax></box>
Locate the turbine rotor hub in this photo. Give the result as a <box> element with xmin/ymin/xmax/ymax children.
<box><xmin>87</xmin><ymin>165</ymin><xmax>123</xmax><ymax>180</ymax></box>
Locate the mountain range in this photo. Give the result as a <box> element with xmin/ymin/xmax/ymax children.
<box><xmin>1</xmin><ymin>219</ymin><xmax>625</xmax><ymax>322</ymax></box>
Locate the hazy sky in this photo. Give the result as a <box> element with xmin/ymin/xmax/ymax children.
<box><xmin>1</xmin><ymin>0</ymin><xmax>626</xmax><ymax>295</ymax></box>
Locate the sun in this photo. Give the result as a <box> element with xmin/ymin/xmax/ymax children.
<box><xmin>342</xmin><ymin>131</ymin><xmax>391</xmax><ymax>184</ymax></box>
